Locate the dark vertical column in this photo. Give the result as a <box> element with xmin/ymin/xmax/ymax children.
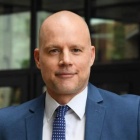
<box><xmin>84</xmin><ymin>0</ymin><xmax>91</xmax><ymax>29</ymax></box>
<box><xmin>138</xmin><ymin>24</ymin><xmax>140</xmax><ymax>60</ymax></box>
<box><xmin>29</xmin><ymin>0</ymin><xmax>43</xmax><ymax>100</ymax></box>
<box><xmin>30</xmin><ymin>0</ymin><xmax>37</xmax><ymax>67</ymax></box>
<box><xmin>29</xmin><ymin>0</ymin><xmax>38</xmax><ymax>100</ymax></box>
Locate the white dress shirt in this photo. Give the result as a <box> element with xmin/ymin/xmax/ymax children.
<box><xmin>43</xmin><ymin>87</ymin><xmax>88</xmax><ymax>140</ymax></box>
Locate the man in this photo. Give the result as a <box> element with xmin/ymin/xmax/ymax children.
<box><xmin>0</xmin><ymin>10</ymin><xmax>140</xmax><ymax>140</ymax></box>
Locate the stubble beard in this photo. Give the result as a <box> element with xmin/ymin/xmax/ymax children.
<box><xmin>47</xmin><ymin>78</ymin><xmax>88</xmax><ymax>96</ymax></box>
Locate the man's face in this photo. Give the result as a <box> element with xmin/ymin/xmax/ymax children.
<box><xmin>34</xmin><ymin>21</ymin><xmax>95</xmax><ymax>98</ymax></box>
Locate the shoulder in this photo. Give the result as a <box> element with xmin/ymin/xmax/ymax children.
<box><xmin>0</xmin><ymin>93</ymin><xmax>45</xmax><ymax>121</ymax></box>
<box><xmin>88</xmin><ymin>83</ymin><xmax>140</xmax><ymax>130</ymax></box>
<box><xmin>88</xmin><ymin>83</ymin><xmax>140</xmax><ymax>112</ymax></box>
<box><xmin>0</xmin><ymin>94</ymin><xmax>45</xmax><ymax>138</ymax></box>
<box><xmin>99</xmin><ymin>87</ymin><xmax>140</xmax><ymax>107</ymax></box>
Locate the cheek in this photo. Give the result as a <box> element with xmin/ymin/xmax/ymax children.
<box><xmin>79</xmin><ymin>54</ymin><xmax>92</xmax><ymax>67</ymax></box>
<box><xmin>77</xmin><ymin>58</ymin><xmax>91</xmax><ymax>74</ymax></box>
<box><xmin>40</xmin><ymin>63</ymin><xmax>54</xmax><ymax>84</ymax></box>
<box><xmin>40</xmin><ymin>57</ymin><xmax>58</xmax><ymax>75</ymax></box>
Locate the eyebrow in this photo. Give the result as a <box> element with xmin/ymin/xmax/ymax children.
<box><xmin>44</xmin><ymin>44</ymin><xmax>85</xmax><ymax>50</ymax></box>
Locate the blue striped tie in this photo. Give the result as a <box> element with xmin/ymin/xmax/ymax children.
<box><xmin>52</xmin><ymin>105</ymin><xmax>69</xmax><ymax>140</ymax></box>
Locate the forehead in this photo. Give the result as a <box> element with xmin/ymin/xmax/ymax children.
<box><xmin>43</xmin><ymin>28</ymin><xmax>89</xmax><ymax>49</ymax></box>
<box><xmin>39</xmin><ymin>12</ymin><xmax>91</xmax><ymax>47</ymax></box>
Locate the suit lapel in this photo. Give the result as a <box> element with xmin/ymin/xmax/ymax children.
<box><xmin>25</xmin><ymin>94</ymin><xmax>45</xmax><ymax>140</ymax></box>
<box><xmin>85</xmin><ymin>83</ymin><xmax>106</xmax><ymax>140</ymax></box>
<box><xmin>24</xmin><ymin>84</ymin><xmax>105</xmax><ymax>140</ymax></box>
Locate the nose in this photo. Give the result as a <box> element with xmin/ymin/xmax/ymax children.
<box><xmin>59</xmin><ymin>49</ymin><xmax>72</xmax><ymax>66</ymax></box>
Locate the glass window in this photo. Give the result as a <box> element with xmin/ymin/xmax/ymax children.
<box><xmin>90</xmin><ymin>18</ymin><xmax>139</xmax><ymax>63</ymax></box>
<box><xmin>0</xmin><ymin>12</ymin><xmax>30</xmax><ymax>70</ymax></box>
<box><xmin>0</xmin><ymin>87</ymin><xmax>21</xmax><ymax>108</ymax></box>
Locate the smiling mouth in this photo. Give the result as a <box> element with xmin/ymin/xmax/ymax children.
<box><xmin>55</xmin><ymin>72</ymin><xmax>77</xmax><ymax>78</ymax></box>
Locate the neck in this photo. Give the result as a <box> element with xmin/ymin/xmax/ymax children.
<box><xmin>48</xmin><ymin>93</ymin><xmax>79</xmax><ymax>105</ymax></box>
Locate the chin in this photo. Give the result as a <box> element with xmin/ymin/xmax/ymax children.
<box><xmin>56</xmin><ymin>85</ymin><xmax>81</xmax><ymax>95</ymax></box>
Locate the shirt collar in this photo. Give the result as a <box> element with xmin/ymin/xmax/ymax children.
<box><xmin>45</xmin><ymin>87</ymin><xmax>88</xmax><ymax>121</ymax></box>
<box><xmin>45</xmin><ymin>91</ymin><xmax>59</xmax><ymax>121</ymax></box>
<box><xmin>67</xmin><ymin>87</ymin><xmax>87</xmax><ymax>119</ymax></box>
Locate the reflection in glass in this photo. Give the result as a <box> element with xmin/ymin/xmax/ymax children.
<box><xmin>0</xmin><ymin>12</ymin><xmax>30</xmax><ymax>70</ymax></box>
<box><xmin>0</xmin><ymin>87</ymin><xmax>21</xmax><ymax>108</ymax></box>
<box><xmin>90</xmin><ymin>19</ymin><xmax>139</xmax><ymax>63</ymax></box>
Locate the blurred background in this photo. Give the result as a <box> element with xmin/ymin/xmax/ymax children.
<box><xmin>0</xmin><ymin>0</ymin><xmax>140</xmax><ymax>108</ymax></box>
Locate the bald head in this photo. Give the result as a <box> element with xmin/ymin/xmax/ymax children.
<box><xmin>39</xmin><ymin>10</ymin><xmax>91</xmax><ymax>48</ymax></box>
<box><xmin>34</xmin><ymin>11</ymin><xmax>95</xmax><ymax>102</ymax></box>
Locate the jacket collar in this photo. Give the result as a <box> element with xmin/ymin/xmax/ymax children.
<box><xmin>25</xmin><ymin>93</ymin><xmax>45</xmax><ymax>140</ymax></box>
<box><xmin>25</xmin><ymin>83</ymin><xmax>105</xmax><ymax>140</ymax></box>
<box><xmin>85</xmin><ymin>83</ymin><xmax>106</xmax><ymax>140</ymax></box>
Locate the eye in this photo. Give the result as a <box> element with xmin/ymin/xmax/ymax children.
<box><xmin>72</xmin><ymin>48</ymin><xmax>82</xmax><ymax>54</ymax></box>
<box><xmin>49</xmin><ymin>48</ymin><xmax>60</xmax><ymax>55</ymax></box>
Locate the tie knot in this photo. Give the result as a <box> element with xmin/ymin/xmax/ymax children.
<box><xmin>56</xmin><ymin>105</ymin><xmax>70</xmax><ymax>118</ymax></box>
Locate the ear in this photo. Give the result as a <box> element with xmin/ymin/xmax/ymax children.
<box><xmin>34</xmin><ymin>48</ymin><xmax>41</xmax><ymax>69</ymax></box>
<box><xmin>90</xmin><ymin>46</ymin><xmax>95</xmax><ymax>67</ymax></box>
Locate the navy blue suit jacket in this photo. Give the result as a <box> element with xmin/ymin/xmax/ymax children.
<box><xmin>0</xmin><ymin>83</ymin><xmax>140</xmax><ymax>140</ymax></box>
